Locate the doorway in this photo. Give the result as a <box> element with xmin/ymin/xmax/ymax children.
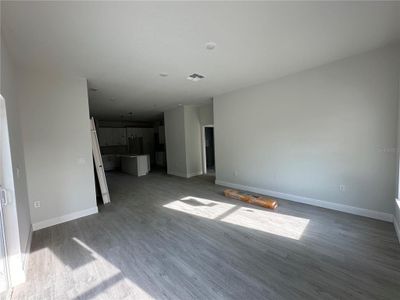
<box><xmin>202</xmin><ymin>126</ymin><xmax>215</xmax><ymax>175</ymax></box>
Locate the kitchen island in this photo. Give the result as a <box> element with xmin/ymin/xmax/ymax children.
<box><xmin>120</xmin><ymin>154</ymin><xmax>150</xmax><ymax>176</ymax></box>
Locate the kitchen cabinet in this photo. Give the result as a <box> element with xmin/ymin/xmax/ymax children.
<box><xmin>112</xmin><ymin>128</ymin><xmax>126</xmax><ymax>145</ymax></box>
<box><xmin>126</xmin><ymin>127</ymin><xmax>154</xmax><ymax>162</ymax></box>
<box><xmin>120</xmin><ymin>155</ymin><xmax>150</xmax><ymax>176</ymax></box>
<box><xmin>98</xmin><ymin>127</ymin><xmax>127</xmax><ymax>146</ymax></box>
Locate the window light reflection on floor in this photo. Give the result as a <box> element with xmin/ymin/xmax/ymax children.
<box><xmin>71</xmin><ymin>237</ymin><xmax>154</xmax><ymax>299</ymax></box>
<box><xmin>163</xmin><ymin>196</ymin><xmax>309</xmax><ymax>240</ymax></box>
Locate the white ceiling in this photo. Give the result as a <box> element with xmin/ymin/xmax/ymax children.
<box><xmin>2</xmin><ymin>1</ymin><xmax>400</xmax><ymax>121</ymax></box>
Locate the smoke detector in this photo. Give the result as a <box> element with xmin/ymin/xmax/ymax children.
<box><xmin>187</xmin><ymin>73</ymin><xmax>205</xmax><ymax>82</ymax></box>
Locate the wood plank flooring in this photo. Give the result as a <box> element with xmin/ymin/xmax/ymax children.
<box><xmin>12</xmin><ymin>171</ymin><xmax>400</xmax><ymax>299</ymax></box>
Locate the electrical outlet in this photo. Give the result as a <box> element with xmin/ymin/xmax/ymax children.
<box><xmin>339</xmin><ymin>185</ymin><xmax>346</xmax><ymax>192</ymax></box>
<box><xmin>33</xmin><ymin>201</ymin><xmax>41</xmax><ymax>208</ymax></box>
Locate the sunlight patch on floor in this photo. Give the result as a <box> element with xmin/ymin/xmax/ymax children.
<box><xmin>220</xmin><ymin>207</ymin><xmax>309</xmax><ymax>240</ymax></box>
<box><xmin>69</xmin><ymin>238</ymin><xmax>154</xmax><ymax>299</ymax></box>
<box><xmin>164</xmin><ymin>196</ymin><xmax>236</xmax><ymax>219</ymax></box>
<box><xmin>163</xmin><ymin>196</ymin><xmax>309</xmax><ymax>240</ymax></box>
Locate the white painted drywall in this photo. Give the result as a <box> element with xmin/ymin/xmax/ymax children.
<box><xmin>214</xmin><ymin>44</ymin><xmax>400</xmax><ymax>216</ymax></box>
<box><xmin>0</xmin><ymin>34</ymin><xmax>31</xmax><ymax>285</ymax></box>
<box><xmin>395</xmin><ymin>77</ymin><xmax>400</xmax><ymax>238</ymax></box>
<box><xmin>17</xmin><ymin>71</ymin><xmax>97</xmax><ymax>226</ymax></box>
<box><xmin>199</xmin><ymin>103</ymin><xmax>215</xmax><ymax>174</ymax></box>
<box><xmin>164</xmin><ymin>105</ymin><xmax>204</xmax><ymax>178</ymax></box>
<box><xmin>199</xmin><ymin>103</ymin><xmax>214</xmax><ymax>126</ymax></box>
<box><xmin>184</xmin><ymin>106</ymin><xmax>202</xmax><ymax>177</ymax></box>
<box><xmin>164</xmin><ymin>106</ymin><xmax>187</xmax><ymax>177</ymax></box>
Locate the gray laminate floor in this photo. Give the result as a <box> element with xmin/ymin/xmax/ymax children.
<box><xmin>12</xmin><ymin>171</ymin><xmax>400</xmax><ymax>300</ymax></box>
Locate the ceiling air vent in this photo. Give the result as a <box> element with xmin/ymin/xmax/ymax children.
<box><xmin>187</xmin><ymin>73</ymin><xmax>205</xmax><ymax>82</ymax></box>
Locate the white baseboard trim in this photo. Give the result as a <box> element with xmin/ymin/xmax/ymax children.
<box><xmin>32</xmin><ymin>207</ymin><xmax>98</xmax><ymax>231</ymax></box>
<box><xmin>187</xmin><ymin>170</ymin><xmax>203</xmax><ymax>178</ymax></box>
<box><xmin>168</xmin><ymin>170</ymin><xmax>188</xmax><ymax>178</ymax></box>
<box><xmin>168</xmin><ymin>170</ymin><xmax>203</xmax><ymax>178</ymax></box>
<box><xmin>22</xmin><ymin>225</ymin><xmax>32</xmax><ymax>271</ymax></box>
<box><xmin>394</xmin><ymin>199</ymin><xmax>400</xmax><ymax>243</ymax></box>
<box><xmin>215</xmin><ymin>180</ymin><xmax>393</xmax><ymax>222</ymax></box>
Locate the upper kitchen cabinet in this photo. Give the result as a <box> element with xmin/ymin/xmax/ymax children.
<box><xmin>98</xmin><ymin>127</ymin><xmax>127</xmax><ymax>146</ymax></box>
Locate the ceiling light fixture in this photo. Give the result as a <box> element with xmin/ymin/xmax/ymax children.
<box><xmin>205</xmin><ymin>41</ymin><xmax>216</xmax><ymax>50</ymax></box>
<box><xmin>187</xmin><ymin>73</ymin><xmax>205</xmax><ymax>82</ymax></box>
<box><xmin>159</xmin><ymin>72</ymin><xmax>168</xmax><ymax>77</ymax></box>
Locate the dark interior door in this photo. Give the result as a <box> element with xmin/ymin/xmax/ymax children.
<box><xmin>205</xmin><ymin>127</ymin><xmax>215</xmax><ymax>171</ymax></box>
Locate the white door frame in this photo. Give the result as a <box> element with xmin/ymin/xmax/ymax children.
<box><xmin>0</xmin><ymin>95</ymin><xmax>26</xmax><ymax>291</ymax></box>
<box><xmin>201</xmin><ymin>125</ymin><xmax>214</xmax><ymax>174</ymax></box>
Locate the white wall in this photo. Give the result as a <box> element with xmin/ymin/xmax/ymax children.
<box><xmin>164</xmin><ymin>105</ymin><xmax>204</xmax><ymax>178</ymax></box>
<box><xmin>164</xmin><ymin>106</ymin><xmax>187</xmax><ymax>177</ymax></box>
<box><xmin>215</xmin><ymin>44</ymin><xmax>400</xmax><ymax>220</ymax></box>
<box><xmin>17</xmin><ymin>71</ymin><xmax>97</xmax><ymax>229</ymax></box>
<box><xmin>199</xmin><ymin>103</ymin><xmax>215</xmax><ymax>174</ymax></box>
<box><xmin>395</xmin><ymin>77</ymin><xmax>400</xmax><ymax>240</ymax></box>
<box><xmin>199</xmin><ymin>103</ymin><xmax>214</xmax><ymax>126</ymax></box>
<box><xmin>184</xmin><ymin>106</ymin><xmax>202</xmax><ymax>177</ymax></box>
<box><xmin>1</xmin><ymin>34</ymin><xmax>31</xmax><ymax>285</ymax></box>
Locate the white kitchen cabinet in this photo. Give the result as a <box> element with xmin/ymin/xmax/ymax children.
<box><xmin>98</xmin><ymin>128</ymin><xmax>107</xmax><ymax>146</ymax></box>
<box><xmin>98</xmin><ymin>128</ymin><xmax>113</xmax><ymax>146</ymax></box>
<box><xmin>112</xmin><ymin>129</ymin><xmax>119</xmax><ymax>145</ymax></box>
<box><xmin>126</xmin><ymin>127</ymin><xmax>137</xmax><ymax>139</ymax></box>
<box><xmin>98</xmin><ymin>127</ymin><xmax>127</xmax><ymax>146</ymax></box>
<box><xmin>120</xmin><ymin>128</ymin><xmax>127</xmax><ymax>145</ymax></box>
<box><xmin>112</xmin><ymin>128</ymin><xmax>126</xmax><ymax>145</ymax></box>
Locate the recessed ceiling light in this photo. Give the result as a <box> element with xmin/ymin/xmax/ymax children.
<box><xmin>205</xmin><ymin>41</ymin><xmax>216</xmax><ymax>50</ymax></box>
<box><xmin>178</xmin><ymin>104</ymin><xmax>182</xmax><ymax>106</ymax></box>
<box><xmin>187</xmin><ymin>73</ymin><xmax>205</xmax><ymax>82</ymax></box>
<box><xmin>159</xmin><ymin>72</ymin><xmax>168</xmax><ymax>77</ymax></box>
